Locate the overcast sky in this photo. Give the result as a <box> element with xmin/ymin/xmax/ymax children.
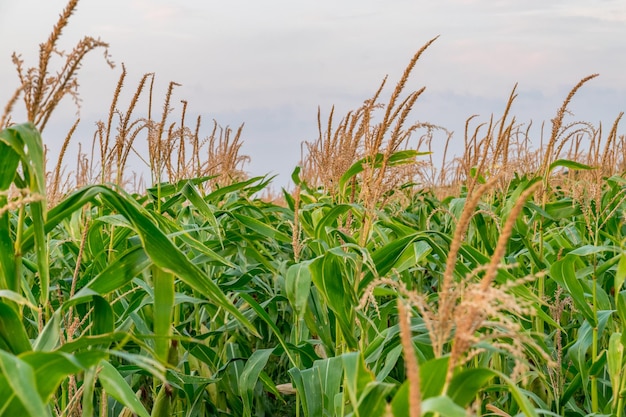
<box><xmin>1</xmin><ymin>0</ymin><xmax>625</xmax><ymax>187</ymax></box>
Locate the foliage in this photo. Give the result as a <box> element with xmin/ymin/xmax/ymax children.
<box><xmin>2</xmin><ymin>1</ymin><xmax>626</xmax><ymax>415</ymax></box>
<box><xmin>2</xmin><ymin>120</ymin><xmax>626</xmax><ymax>416</ymax></box>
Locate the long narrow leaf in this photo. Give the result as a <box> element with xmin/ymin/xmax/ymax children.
<box><xmin>98</xmin><ymin>360</ymin><xmax>151</xmax><ymax>417</ymax></box>
<box><xmin>0</xmin><ymin>350</ymin><xmax>50</xmax><ymax>417</ymax></box>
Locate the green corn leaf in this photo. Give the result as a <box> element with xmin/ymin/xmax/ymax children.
<box><xmin>420</xmin><ymin>356</ymin><xmax>448</xmax><ymax>399</ymax></box>
<box><xmin>617</xmin><ymin>333</ymin><xmax>626</xmax><ymax>372</ymax></box>
<box><xmin>338</xmin><ymin>150</ymin><xmax>428</xmax><ymax>193</ymax></box>
<box><xmin>81</xmin><ymin>367</ymin><xmax>97</xmax><ymax>417</ymax></box>
<box><xmin>92</xmin><ymin>295</ymin><xmax>115</xmax><ymax>336</ymax></box>
<box><xmin>569</xmin><ymin>244</ymin><xmax>619</xmax><ymax>256</ymax></box>
<box><xmin>309</xmin><ymin>252</ymin><xmax>358</xmax><ymax>349</ymax></box>
<box><xmin>342</xmin><ymin>351</ymin><xmax>394</xmax><ymax>416</ymax></box>
<box><xmin>616</xmin><ymin>253</ymin><xmax>626</xmax><ymax>293</ymax></box>
<box><xmin>390</xmin><ymin>381</ymin><xmax>410</xmax><ymax>417</ymax></box>
<box><xmin>146</xmin><ymin>175</ymin><xmax>214</xmax><ymax>199</ymax></box>
<box><xmin>550</xmin><ymin>255</ymin><xmax>596</xmax><ymax>326</ymax></box>
<box><xmin>357</xmin><ymin>381</ymin><xmax>396</xmax><ymax>416</ymax></box>
<box><xmin>98</xmin><ymin>360</ymin><xmax>151</xmax><ymax>417</ymax></box>
<box><xmin>0</xmin><ymin>132</ymin><xmax>20</xmax><ymax>293</ymax></box>
<box><xmin>205</xmin><ymin>176</ymin><xmax>267</xmax><ymax>203</ymax></box>
<box><xmin>21</xmin><ymin>350</ymin><xmax>104</xmax><ymax>402</ymax></box>
<box><xmin>285</xmin><ymin>261</ymin><xmax>312</xmax><ymax>321</ymax></box>
<box><xmin>291</xmin><ymin>166</ymin><xmax>302</xmax><ymax>186</ymax></box>
<box><xmin>374</xmin><ymin>345</ymin><xmax>403</xmax><ymax>382</ymax></box>
<box><xmin>618</xmin><ymin>291</ymin><xmax>626</xmax><ymax>326</ymax></box>
<box><xmin>0</xmin><ymin>302</ymin><xmax>32</xmax><ymax>354</ymax></box>
<box><xmin>0</xmin><ymin>290</ymin><xmax>37</xmax><ymax>310</ymax></box>
<box><xmin>288</xmin><ymin>367</ymin><xmax>316</xmax><ymax>417</ymax></box>
<box><xmin>421</xmin><ymin>396</ymin><xmax>467</xmax><ymax>417</ymax></box>
<box><xmin>82</xmin><ymin>246</ymin><xmax>151</xmax><ymax>294</ymax></box>
<box><xmin>289</xmin><ymin>357</ymin><xmax>344</xmax><ymax>417</ymax></box>
<box><xmin>240</xmin><ymin>349</ymin><xmax>273</xmax><ymax>417</ymax></box>
<box><xmin>30</xmin><ymin>200</ymin><xmax>49</xmax><ymax>306</ymax></box>
<box><xmin>0</xmin><ymin>350</ymin><xmax>50</xmax><ymax>417</ymax></box>
<box><xmin>0</xmin><ymin>140</ymin><xmax>19</xmax><ymax>190</ymax></box>
<box><xmin>239</xmin><ymin>293</ymin><xmax>297</xmax><ymax>367</ymax></box>
<box><xmin>232</xmin><ymin>212</ymin><xmax>291</xmax><ymax>243</ymax></box>
<box><xmin>181</xmin><ymin>181</ymin><xmax>224</xmax><ymax>247</ymax></box>
<box><xmin>447</xmin><ymin>368</ymin><xmax>496</xmax><ymax>407</ymax></box>
<box><xmin>153</xmin><ymin>266</ymin><xmax>174</xmax><ymax>362</ymax></box>
<box><xmin>313</xmin><ymin>204</ymin><xmax>356</xmax><ymax>242</ymax></box>
<box><xmin>32</xmin><ymin>310</ymin><xmax>61</xmax><ymax>351</ymax></box>
<box><xmin>95</xmin><ymin>185</ymin><xmax>257</xmax><ymax>336</ymax></box>
<box><xmin>315</xmin><ymin>356</ymin><xmax>344</xmax><ymax>414</ymax></box>
<box><xmin>0</xmin><ymin>123</ymin><xmax>49</xmax><ymax>305</ymax></box>
<box><xmin>359</xmin><ymin>233</ymin><xmax>427</xmax><ymax>293</ymax></box>
<box><xmin>0</xmin><ymin>211</ymin><xmax>16</xmax><ymax>293</ymax></box>
<box><xmin>342</xmin><ymin>352</ymin><xmax>374</xmax><ymax>412</ymax></box>
<box><xmin>548</xmin><ymin>159</ymin><xmax>595</xmax><ymax>174</ymax></box>
<box><xmin>25</xmin><ymin>185</ymin><xmax>251</xmax><ymax>338</ymax></box>
<box><xmin>493</xmin><ymin>370</ymin><xmax>540</xmax><ymax>417</ymax></box>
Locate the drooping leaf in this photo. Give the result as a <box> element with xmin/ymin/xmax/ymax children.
<box><xmin>548</xmin><ymin>159</ymin><xmax>595</xmax><ymax>174</ymax></box>
<box><xmin>0</xmin><ymin>350</ymin><xmax>50</xmax><ymax>417</ymax></box>
<box><xmin>98</xmin><ymin>360</ymin><xmax>151</xmax><ymax>417</ymax></box>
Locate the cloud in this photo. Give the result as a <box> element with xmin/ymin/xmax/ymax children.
<box><xmin>130</xmin><ymin>0</ymin><xmax>182</xmax><ymax>23</ymax></box>
<box><xmin>558</xmin><ymin>1</ymin><xmax>626</xmax><ymax>23</ymax></box>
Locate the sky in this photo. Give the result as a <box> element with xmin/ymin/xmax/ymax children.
<box><xmin>1</xmin><ymin>0</ymin><xmax>625</xmax><ymax>187</ymax></box>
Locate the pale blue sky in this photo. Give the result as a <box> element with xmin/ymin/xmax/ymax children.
<box><xmin>1</xmin><ymin>0</ymin><xmax>625</xmax><ymax>186</ymax></box>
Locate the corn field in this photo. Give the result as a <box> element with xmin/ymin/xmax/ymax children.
<box><xmin>1</xmin><ymin>1</ymin><xmax>626</xmax><ymax>416</ymax></box>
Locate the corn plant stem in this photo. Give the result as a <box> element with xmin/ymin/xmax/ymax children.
<box><xmin>295</xmin><ymin>393</ymin><xmax>301</xmax><ymax>417</ymax></box>
<box><xmin>336</xmin><ymin>317</ymin><xmax>344</xmax><ymax>355</ymax></box>
<box><xmin>82</xmin><ymin>367</ymin><xmax>97</xmax><ymax>417</ymax></box>
<box><xmin>537</xmin><ymin>270</ymin><xmax>545</xmax><ymax>335</ymax></box>
<box><xmin>154</xmin><ymin>266</ymin><xmax>175</xmax><ymax>362</ymax></box>
<box><xmin>174</xmin><ymin>300</ymin><xmax>180</xmax><ymax>327</ymax></box>
<box><xmin>591</xmin><ymin>255</ymin><xmax>599</xmax><ymax>414</ymax></box>
<box><xmin>590</xmin><ymin>215</ymin><xmax>600</xmax><ymax>414</ymax></box>
<box><xmin>156</xmin><ymin>160</ymin><xmax>163</xmax><ymax>213</ymax></box>
<box><xmin>13</xmin><ymin>205</ymin><xmax>25</xmax><ymax>294</ymax></box>
<box><xmin>340</xmin><ymin>382</ymin><xmax>347</xmax><ymax>417</ymax></box>
<box><xmin>157</xmin><ymin>181</ymin><xmax>162</xmax><ymax>213</ymax></box>
<box><xmin>107</xmin><ymin>225</ymin><xmax>116</xmax><ymax>313</ymax></box>
<box><xmin>617</xmin><ymin>369</ymin><xmax>626</xmax><ymax>417</ymax></box>
<box><xmin>358</xmin><ymin>213</ymin><xmax>371</xmax><ymax>248</ymax></box>
<box><xmin>59</xmin><ymin>382</ymin><xmax>68</xmax><ymax>416</ymax></box>
<box><xmin>292</xmin><ymin>310</ymin><xmax>302</xmax><ymax>417</ymax></box>
<box><xmin>106</xmin><ymin>222</ymin><xmax>114</xmax><ymax>258</ymax></box>
<box><xmin>100</xmin><ymin>389</ymin><xmax>107</xmax><ymax>417</ymax></box>
<box><xmin>355</xmin><ymin>256</ymin><xmax>368</xmax><ymax>355</ymax></box>
<box><xmin>537</xmin><ymin>186</ymin><xmax>548</xmax><ymax>337</ymax></box>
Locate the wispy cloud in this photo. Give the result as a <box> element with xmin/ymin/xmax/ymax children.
<box><xmin>130</xmin><ymin>0</ymin><xmax>183</xmax><ymax>23</ymax></box>
<box><xmin>560</xmin><ymin>5</ymin><xmax>626</xmax><ymax>23</ymax></box>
